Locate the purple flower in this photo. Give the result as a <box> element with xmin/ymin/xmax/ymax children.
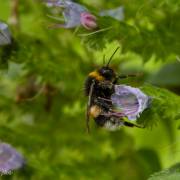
<box><xmin>0</xmin><ymin>22</ymin><xmax>11</xmax><ymax>46</ymax></box>
<box><xmin>80</xmin><ymin>12</ymin><xmax>97</xmax><ymax>30</ymax></box>
<box><xmin>46</xmin><ymin>0</ymin><xmax>88</xmax><ymax>28</ymax></box>
<box><xmin>46</xmin><ymin>0</ymin><xmax>66</xmax><ymax>7</ymax></box>
<box><xmin>111</xmin><ymin>85</ymin><xmax>151</xmax><ymax>120</ymax></box>
<box><xmin>0</xmin><ymin>143</ymin><xmax>25</xmax><ymax>175</ymax></box>
<box><xmin>45</xmin><ymin>1</ymin><xmax>124</xmax><ymax>29</ymax></box>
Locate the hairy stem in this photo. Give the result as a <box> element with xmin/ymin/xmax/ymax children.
<box><xmin>9</xmin><ymin>0</ymin><xmax>20</xmax><ymax>28</ymax></box>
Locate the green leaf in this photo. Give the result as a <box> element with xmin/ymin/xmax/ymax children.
<box><xmin>137</xmin><ymin>84</ymin><xmax>180</xmax><ymax>130</ymax></box>
<box><xmin>148</xmin><ymin>163</ymin><xmax>180</xmax><ymax>180</ymax></box>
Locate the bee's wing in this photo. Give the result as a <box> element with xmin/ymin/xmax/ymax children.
<box><xmin>111</xmin><ymin>85</ymin><xmax>151</xmax><ymax>120</ymax></box>
<box><xmin>86</xmin><ymin>81</ymin><xmax>95</xmax><ymax>133</ymax></box>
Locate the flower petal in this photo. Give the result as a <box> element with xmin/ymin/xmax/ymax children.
<box><xmin>46</xmin><ymin>0</ymin><xmax>87</xmax><ymax>28</ymax></box>
<box><xmin>99</xmin><ymin>6</ymin><xmax>124</xmax><ymax>21</ymax></box>
<box><xmin>111</xmin><ymin>85</ymin><xmax>151</xmax><ymax>120</ymax></box>
<box><xmin>0</xmin><ymin>22</ymin><xmax>11</xmax><ymax>46</ymax></box>
<box><xmin>0</xmin><ymin>143</ymin><xmax>25</xmax><ymax>175</ymax></box>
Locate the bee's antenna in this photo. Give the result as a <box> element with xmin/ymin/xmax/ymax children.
<box><xmin>106</xmin><ymin>47</ymin><xmax>120</xmax><ymax>67</ymax></box>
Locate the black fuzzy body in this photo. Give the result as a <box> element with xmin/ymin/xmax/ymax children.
<box><xmin>84</xmin><ymin>67</ymin><xmax>117</xmax><ymax>128</ymax></box>
<box><xmin>84</xmin><ymin>76</ymin><xmax>114</xmax><ymax>98</ymax></box>
<box><xmin>85</xmin><ymin>76</ymin><xmax>115</xmax><ymax>127</ymax></box>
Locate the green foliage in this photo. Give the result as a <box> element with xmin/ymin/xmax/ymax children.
<box><xmin>81</xmin><ymin>0</ymin><xmax>180</xmax><ymax>61</ymax></box>
<box><xmin>150</xmin><ymin>62</ymin><xmax>180</xmax><ymax>86</ymax></box>
<box><xmin>138</xmin><ymin>85</ymin><xmax>180</xmax><ymax>129</ymax></box>
<box><xmin>0</xmin><ymin>0</ymin><xmax>180</xmax><ymax>179</ymax></box>
<box><xmin>148</xmin><ymin>163</ymin><xmax>180</xmax><ymax>180</ymax></box>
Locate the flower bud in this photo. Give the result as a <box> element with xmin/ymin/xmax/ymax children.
<box><xmin>80</xmin><ymin>12</ymin><xmax>97</xmax><ymax>30</ymax></box>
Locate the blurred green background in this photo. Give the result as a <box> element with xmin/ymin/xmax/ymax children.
<box><xmin>0</xmin><ymin>0</ymin><xmax>180</xmax><ymax>179</ymax></box>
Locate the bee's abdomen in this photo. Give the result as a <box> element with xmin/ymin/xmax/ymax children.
<box><xmin>95</xmin><ymin>115</ymin><xmax>123</xmax><ymax>130</ymax></box>
<box><xmin>89</xmin><ymin>105</ymin><xmax>102</xmax><ymax>118</ymax></box>
<box><xmin>94</xmin><ymin>115</ymin><xmax>108</xmax><ymax>127</ymax></box>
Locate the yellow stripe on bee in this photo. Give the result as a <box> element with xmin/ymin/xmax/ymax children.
<box><xmin>89</xmin><ymin>71</ymin><xmax>104</xmax><ymax>81</ymax></box>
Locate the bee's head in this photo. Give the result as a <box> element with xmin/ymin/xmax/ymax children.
<box><xmin>97</xmin><ymin>47</ymin><xmax>119</xmax><ymax>81</ymax></box>
<box><xmin>88</xmin><ymin>47</ymin><xmax>120</xmax><ymax>82</ymax></box>
<box><xmin>98</xmin><ymin>66</ymin><xmax>116</xmax><ymax>81</ymax></box>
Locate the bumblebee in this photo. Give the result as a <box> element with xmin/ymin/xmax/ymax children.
<box><xmin>84</xmin><ymin>47</ymin><xmax>142</xmax><ymax>132</ymax></box>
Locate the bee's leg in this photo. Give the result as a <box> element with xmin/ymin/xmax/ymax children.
<box><xmin>124</xmin><ymin>121</ymin><xmax>145</xmax><ymax>128</ymax></box>
<box><xmin>86</xmin><ymin>81</ymin><xmax>95</xmax><ymax>133</ymax></box>
<box><xmin>97</xmin><ymin>97</ymin><xmax>112</xmax><ymax>102</ymax></box>
<box><xmin>113</xmin><ymin>73</ymin><xmax>143</xmax><ymax>83</ymax></box>
<box><xmin>119</xmin><ymin>74</ymin><xmax>141</xmax><ymax>79</ymax></box>
<box><xmin>94</xmin><ymin>99</ymin><xmax>111</xmax><ymax>111</ymax></box>
<box><xmin>95</xmin><ymin>97</ymin><xmax>112</xmax><ymax>111</ymax></box>
<box><xmin>98</xmin><ymin>81</ymin><xmax>113</xmax><ymax>90</ymax></box>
